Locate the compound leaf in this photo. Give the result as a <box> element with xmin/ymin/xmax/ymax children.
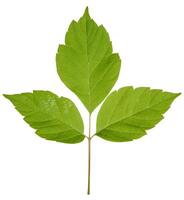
<box><xmin>56</xmin><ymin>7</ymin><xmax>121</xmax><ymax>113</ymax></box>
<box><xmin>4</xmin><ymin>91</ymin><xmax>85</xmax><ymax>143</ymax></box>
<box><xmin>96</xmin><ymin>86</ymin><xmax>180</xmax><ymax>142</ymax></box>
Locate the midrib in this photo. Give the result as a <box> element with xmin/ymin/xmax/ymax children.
<box><xmin>97</xmin><ymin>96</ymin><xmax>175</xmax><ymax>133</ymax></box>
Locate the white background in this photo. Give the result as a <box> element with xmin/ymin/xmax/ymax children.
<box><xmin>0</xmin><ymin>0</ymin><xmax>184</xmax><ymax>199</ymax></box>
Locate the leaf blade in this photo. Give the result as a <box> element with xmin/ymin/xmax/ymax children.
<box><xmin>4</xmin><ymin>91</ymin><xmax>85</xmax><ymax>144</ymax></box>
<box><xmin>96</xmin><ymin>86</ymin><xmax>180</xmax><ymax>142</ymax></box>
<box><xmin>56</xmin><ymin>7</ymin><xmax>121</xmax><ymax>113</ymax></box>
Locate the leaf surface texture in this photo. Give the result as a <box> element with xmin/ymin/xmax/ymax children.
<box><xmin>4</xmin><ymin>91</ymin><xmax>85</xmax><ymax>143</ymax></box>
<box><xmin>96</xmin><ymin>86</ymin><xmax>180</xmax><ymax>142</ymax></box>
<box><xmin>56</xmin><ymin>8</ymin><xmax>121</xmax><ymax>112</ymax></box>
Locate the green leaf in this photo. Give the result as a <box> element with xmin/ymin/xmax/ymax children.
<box><xmin>4</xmin><ymin>91</ymin><xmax>85</xmax><ymax>143</ymax></box>
<box><xmin>96</xmin><ymin>86</ymin><xmax>180</xmax><ymax>142</ymax></box>
<box><xmin>56</xmin><ymin>7</ymin><xmax>121</xmax><ymax>113</ymax></box>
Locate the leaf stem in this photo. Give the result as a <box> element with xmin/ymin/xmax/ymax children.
<box><xmin>87</xmin><ymin>114</ymin><xmax>91</xmax><ymax>195</ymax></box>
<box><xmin>90</xmin><ymin>134</ymin><xmax>95</xmax><ymax>139</ymax></box>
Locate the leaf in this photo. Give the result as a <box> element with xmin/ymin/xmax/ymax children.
<box><xmin>56</xmin><ymin>7</ymin><xmax>121</xmax><ymax>113</ymax></box>
<box><xmin>4</xmin><ymin>91</ymin><xmax>85</xmax><ymax>143</ymax></box>
<box><xmin>96</xmin><ymin>86</ymin><xmax>180</xmax><ymax>142</ymax></box>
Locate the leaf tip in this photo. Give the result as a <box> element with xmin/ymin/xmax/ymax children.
<box><xmin>173</xmin><ymin>92</ymin><xmax>181</xmax><ymax>99</ymax></box>
<box><xmin>83</xmin><ymin>6</ymin><xmax>90</xmax><ymax>19</ymax></box>
<box><xmin>3</xmin><ymin>94</ymin><xmax>11</xmax><ymax>99</ymax></box>
<box><xmin>177</xmin><ymin>92</ymin><xmax>182</xmax><ymax>97</ymax></box>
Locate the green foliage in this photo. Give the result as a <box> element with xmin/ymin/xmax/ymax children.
<box><xmin>56</xmin><ymin>8</ymin><xmax>121</xmax><ymax>113</ymax></box>
<box><xmin>4</xmin><ymin>91</ymin><xmax>84</xmax><ymax>143</ymax></box>
<box><xmin>3</xmin><ymin>7</ymin><xmax>180</xmax><ymax>194</ymax></box>
<box><xmin>3</xmin><ymin>7</ymin><xmax>180</xmax><ymax>144</ymax></box>
<box><xmin>96</xmin><ymin>87</ymin><xmax>180</xmax><ymax>142</ymax></box>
